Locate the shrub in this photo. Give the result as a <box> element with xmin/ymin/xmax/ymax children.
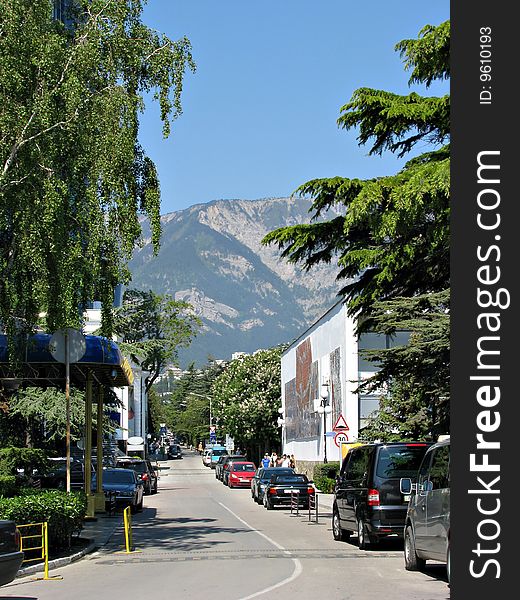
<box><xmin>313</xmin><ymin>462</ymin><xmax>340</xmax><ymax>494</ymax></box>
<box><xmin>0</xmin><ymin>447</ymin><xmax>49</xmax><ymax>477</ymax></box>
<box><xmin>0</xmin><ymin>490</ymin><xmax>86</xmax><ymax>551</ymax></box>
<box><xmin>0</xmin><ymin>475</ymin><xmax>17</xmax><ymax>498</ymax></box>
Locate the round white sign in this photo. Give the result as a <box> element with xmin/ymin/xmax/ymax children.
<box><xmin>334</xmin><ymin>432</ymin><xmax>349</xmax><ymax>447</ymax></box>
<box><xmin>127</xmin><ymin>436</ymin><xmax>144</xmax><ymax>446</ymax></box>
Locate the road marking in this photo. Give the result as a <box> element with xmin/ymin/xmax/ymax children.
<box><xmin>218</xmin><ymin>501</ymin><xmax>303</xmax><ymax>600</ymax></box>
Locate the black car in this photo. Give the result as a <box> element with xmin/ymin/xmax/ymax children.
<box><xmin>214</xmin><ymin>455</ymin><xmax>229</xmax><ymax>479</ymax></box>
<box><xmin>167</xmin><ymin>444</ymin><xmax>183</xmax><ymax>460</ymax></box>
<box><xmin>0</xmin><ymin>520</ymin><xmax>23</xmax><ymax>586</ymax></box>
<box><xmin>115</xmin><ymin>458</ymin><xmax>158</xmax><ymax>495</ymax></box>
<box><xmin>251</xmin><ymin>467</ymin><xmax>295</xmax><ymax>504</ymax></box>
<box><xmin>263</xmin><ymin>473</ymin><xmax>315</xmax><ymax>510</ymax></box>
<box><xmin>36</xmin><ymin>457</ymin><xmax>95</xmax><ymax>491</ymax></box>
<box><xmin>332</xmin><ymin>441</ymin><xmax>431</xmax><ymax>549</ymax></box>
<box><xmin>93</xmin><ymin>468</ymin><xmax>144</xmax><ymax>513</ymax></box>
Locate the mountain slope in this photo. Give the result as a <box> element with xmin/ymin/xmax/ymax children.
<box><xmin>128</xmin><ymin>197</ymin><xmax>342</xmax><ymax>366</ymax></box>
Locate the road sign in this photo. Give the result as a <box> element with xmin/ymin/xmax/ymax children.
<box><xmin>333</xmin><ymin>413</ymin><xmax>349</xmax><ymax>432</ymax></box>
<box><xmin>49</xmin><ymin>328</ymin><xmax>86</xmax><ymax>363</ymax></box>
<box><xmin>334</xmin><ymin>431</ymin><xmax>349</xmax><ymax>447</ymax></box>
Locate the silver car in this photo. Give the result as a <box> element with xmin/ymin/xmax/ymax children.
<box><xmin>401</xmin><ymin>438</ymin><xmax>450</xmax><ymax>582</ymax></box>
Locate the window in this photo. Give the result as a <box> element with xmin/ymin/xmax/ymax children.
<box><xmin>376</xmin><ymin>445</ymin><xmax>429</xmax><ymax>479</ymax></box>
<box><xmin>359</xmin><ymin>395</ymin><xmax>380</xmax><ymax>429</ymax></box>
<box><xmin>429</xmin><ymin>445</ymin><xmax>450</xmax><ymax>490</ymax></box>
<box><xmin>345</xmin><ymin>448</ymin><xmax>370</xmax><ymax>481</ymax></box>
<box><xmin>358</xmin><ymin>333</ymin><xmax>386</xmax><ymax>371</ymax></box>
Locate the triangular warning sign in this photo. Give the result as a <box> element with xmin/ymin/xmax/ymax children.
<box><xmin>333</xmin><ymin>414</ymin><xmax>349</xmax><ymax>431</ymax></box>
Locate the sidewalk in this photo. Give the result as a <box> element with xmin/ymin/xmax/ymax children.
<box><xmin>16</xmin><ymin>511</ymin><xmax>123</xmax><ymax>579</ymax></box>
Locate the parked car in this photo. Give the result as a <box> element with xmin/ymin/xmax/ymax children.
<box><xmin>331</xmin><ymin>441</ymin><xmax>431</xmax><ymax>549</ymax></box>
<box><xmin>93</xmin><ymin>468</ymin><xmax>144</xmax><ymax>513</ymax></box>
<box><xmin>202</xmin><ymin>448</ymin><xmax>212</xmax><ymax>467</ymax></box>
<box><xmin>251</xmin><ymin>467</ymin><xmax>295</xmax><ymax>503</ymax></box>
<box><xmin>221</xmin><ymin>455</ymin><xmax>248</xmax><ymax>486</ymax></box>
<box><xmin>115</xmin><ymin>457</ymin><xmax>157</xmax><ymax>495</ymax></box>
<box><xmin>263</xmin><ymin>473</ymin><xmax>315</xmax><ymax>510</ymax></box>
<box><xmin>209</xmin><ymin>445</ymin><xmax>228</xmax><ymax>469</ymax></box>
<box><xmin>0</xmin><ymin>520</ymin><xmax>23</xmax><ymax>586</ymax></box>
<box><xmin>401</xmin><ymin>438</ymin><xmax>450</xmax><ymax>582</ymax></box>
<box><xmin>167</xmin><ymin>444</ymin><xmax>183</xmax><ymax>460</ymax></box>
<box><xmin>36</xmin><ymin>457</ymin><xmax>95</xmax><ymax>490</ymax></box>
<box><xmin>227</xmin><ymin>461</ymin><xmax>256</xmax><ymax>488</ymax></box>
<box><xmin>214</xmin><ymin>455</ymin><xmax>229</xmax><ymax>479</ymax></box>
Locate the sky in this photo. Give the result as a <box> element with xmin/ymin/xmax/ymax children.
<box><xmin>139</xmin><ymin>0</ymin><xmax>450</xmax><ymax>216</ymax></box>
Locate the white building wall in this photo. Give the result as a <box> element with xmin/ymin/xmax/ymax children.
<box><xmin>281</xmin><ymin>301</ymin><xmax>360</xmax><ymax>464</ymax></box>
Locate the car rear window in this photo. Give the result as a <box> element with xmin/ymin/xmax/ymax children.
<box><xmin>376</xmin><ymin>445</ymin><xmax>429</xmax><ymax>478</ymax></box>
<box><xmin>101</xmin><ymin>470</ymin><xmax>135</xmax><ymax>483</ymax></box>
<box><xmin>260</xmin><ymin>468</ymin><xmax>294</xmax><ymax>480</ymax></box>
<box><xmin>272</xmin><ymin>475</ymin><xmax>308</xmax><ymax>484</ymax></box>
<box><xmin>232</xmin><ymin>463</ymin><xmax>255</xmax><ymax>472</ymax></box>
<box><xmin>212</xmin><ymin>449</ymin><xmax>227</xmax><ymax>456</ymax></box>
<box><xmin>117</xmin><ymin>461</ymin><xmax>146</xmax><ymax>473</ymax></box>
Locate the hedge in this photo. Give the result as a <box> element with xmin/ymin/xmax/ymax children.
<box><xmin>0</xmin><ymin>490</ymin><xmax>87</xmax><ymax>551</ymax></box>
<box><xmin>0</xmin><ymin>475</ymin><xmax>17</xmax><ymax>498</ymax></box>
<box><xmin>313</xmin><ymin>462</ymin><xmax>340</xmax><ymax>494</ymax></box>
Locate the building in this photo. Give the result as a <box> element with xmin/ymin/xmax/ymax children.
<box><xmin>280</xmin><ymin>300</ymin><xmax>407</xmax><ymax>466</ymax></box>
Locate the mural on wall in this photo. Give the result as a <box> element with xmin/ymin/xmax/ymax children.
<box><xmin>285</xmin><ymin>338</ymin><xmax>319</xmax><ymax>441</ymax></box>
<box><xmin>330</xmin><ymin>347</ymin><xmax>343</xmax><ymax>427</ymax></box>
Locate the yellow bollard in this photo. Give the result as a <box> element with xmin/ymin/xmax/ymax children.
<box><xmin>117</xmin><ymin>506</ymin><xmax>141</xmax><ymax>554</ymax></box>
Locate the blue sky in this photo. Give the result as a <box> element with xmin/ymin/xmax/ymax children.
<box><xmin>139</xmin><ymin>1</ymin><xmax>450</xmax><ymax>215</ymax></box>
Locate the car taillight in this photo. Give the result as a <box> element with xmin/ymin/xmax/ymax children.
<box><xmin>307</xmin><ymin>487</ymin><xmax>315</xmax><ymax>495</ymax></box>
<box><xmin>141</xmin><ymin>473</ymin><xmax>149</xmax><ymax>480</ymax></box>
<box><xmin>269</xmin><ymin>488</ymin><xmax>277</xmax><ymax>495</ymax></box>
<box><xmin>368</xmin><ymin>488</ymin><xmax>380</xmax><ymax>506</ymax></box>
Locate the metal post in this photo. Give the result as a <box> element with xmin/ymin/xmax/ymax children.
<box><xmin>65</xmin><ymin>332</ymin><xmax>71</xmax><ymax>493</ymax></box>
<box><xmin>84</xmin><ymin>371</ymin><xmax>94</xmax><ymax>517</ymax></box>
<box><xmin>323</xmin><ymin>402</ymin><xmax>328</xmax><ymax>464</ymax></box>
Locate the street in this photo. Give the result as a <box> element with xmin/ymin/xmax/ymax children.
<box><xmin>5</xmin><ymin>450</ymin><xmax>450</xmax><ymax>600</ymax></box>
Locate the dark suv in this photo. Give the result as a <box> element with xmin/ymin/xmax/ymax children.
<box><xmin>332</xmin><ymin>441</ymin><xmax>431</xmax><ymax>549</ymax></box>
<box><xmin>115</xmin><ymin>458</ymin><xmax>158</xmax><ymax>495</ymax></box>
<box><xmin>401</xmin><ymin>438</ymin><xmax>450</xmax><ymax>582</ymax></box>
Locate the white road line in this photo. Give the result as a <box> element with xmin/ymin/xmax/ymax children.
<box><xmin>218</xmin><ymin>501</ymin><xmax>303</xmax><ymax>600</ymax></box>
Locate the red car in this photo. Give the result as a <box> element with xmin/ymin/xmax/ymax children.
<box><xmin>227</xmin><ymin>461</ymin><xmax>256</xmax><ymax>488</ymax></box>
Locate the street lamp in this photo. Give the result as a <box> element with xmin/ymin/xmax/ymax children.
<box><xmin>317</xmin><ymin>380</ymin><xmax>332</xmax><ymax>463</ymax></box>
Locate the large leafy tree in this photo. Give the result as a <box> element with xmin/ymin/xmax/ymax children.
<box><xmin>262</xmin><ymin>22</ymin><xmax>450</xmax><ymax>439</ymax></box>
<box><xmin>112</xmin><ymin>289</ymin><xmax>201</xmax><ymax>393</ymax></box>
<box><xmin>0</xmin><ymin>0</ymin><xmax>195</xmax><ymax>351</ymax></box>
<box><xmin>211</xmin><ymin>346</ymin><xmax>286</xmax><ymax>463</ymax></box>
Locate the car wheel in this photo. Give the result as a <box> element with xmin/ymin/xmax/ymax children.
<box><xmin>264</xmin><ymin>494</ymin><xmax>273</xmax><ymax>510</ymax></box>
<box><xmin>152</xmin><ymin>481</ymin><xmax>158</xmax><ymax>494</ymax></box>
<box><xmin>357</xmin><ymin>518</ymin><xmax>370</xmax><ymax>550</ymax></box>
<box><xmin>130</xmin><ymin>502</ymin><xmax>138</xmax><ymax>514</ymax></box>
<box><xmin>332</xmin><ymin>506</ymin><xmax>350</xmax><ymax>542</ymax></box>
<box><xmin>404</xmin><ymin>525</ymin><xmax>426</xmax><ymax>571</ymax></box>
<box><xmin>137</xmin><ymin>498</ymin><xmax>144</xmax><ymax>512</ymax></box>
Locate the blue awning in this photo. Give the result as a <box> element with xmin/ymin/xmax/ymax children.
<box><xmin>0</xmin><ymin>333</ymin><xmax>133</xmax><ymax>389</ymax></box>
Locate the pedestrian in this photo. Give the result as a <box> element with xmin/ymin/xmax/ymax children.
<box><xmin>276</xmin><ymin>454</ymin><xmax>284</xmax><ymax>467</ymax></box>
<box><xmin>289</xmin><ymin>454</ymin><xmax>296</xmax><ymax>469</ymax></box>
<box><xmin>197</xmin><ymin>442</ymin><xmax>203</xmax><ymax>455</ymax></box>
<box><xmin>261</xmin><ymin>453</ymin><xmax>271</xmax><ymax>469</ymax></box>
<box><xmin>270</xmin><ymin>451</ymin><xmax>277</xmax><ymax>467</ymax></box>
<box><xmin>281</xmin><ymin>454</ymin><xmax>290</xmax><ymax>467</ymax></box>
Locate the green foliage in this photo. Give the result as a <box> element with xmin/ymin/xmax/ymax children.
<box><xmin>313</xmin><ymin>462</ymin><xmax>340</xmax><ymax>493</ymax></box>
<box><xmin>0</xmin><ymin>476</ymin><xmax>17</xmax><ymax>498</ymax></box>
<box><xmin>113</xmin><ymin>289</ymin><xmax>201</xmax><ymax>392</ymax></box>
<box><xmin>211</xmin><ymin>346</ymin><xmax>287</xmax><ymax>454</ymax></box>
<box><xmin>0</xmin><ymin>446</ymin><xmax>49</xmax><ymax>477</ymax></box>
<box><xmin>262</xmin><ymin>21</ymin><xmax>451</xmax><ymax>440</ymax></box>
<box><xmin>0</xmin><ymin>0</ymin><xmax>195</xmax><ymax>356</ymax></box>
<box><xmin>0</xmin><ymin>489</ymin><xmax>87</xmax><ymax>551</ymax></box>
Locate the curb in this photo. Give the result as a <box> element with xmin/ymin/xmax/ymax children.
<box><xmin>16</xmin><ymin>537</ymin><xmax>98</xmax><ymax>578</ymax></box>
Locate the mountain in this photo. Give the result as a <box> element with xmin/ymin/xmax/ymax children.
<box><xmin>128</xmin><ymin>197</ymin><xmax>343</xmax><ymax>367</ymax></box>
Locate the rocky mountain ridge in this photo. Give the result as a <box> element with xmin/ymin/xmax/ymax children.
<box><xmin>128</xmin><ymin>197</ymin><xmax>342</xmax><ymax>366</ymax></box>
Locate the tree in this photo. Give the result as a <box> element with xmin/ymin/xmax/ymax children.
<box><xmin>262</xmin><ymin>22</ymin><xmax>450</xmax><ymax>439</ymax></box>
<box><xmin>112</xmin><ymin>289</ymin><xmax>201</xmax><ymax>393</ymax></box>
<box><xmin>262</xmin><ymin>21</ymin><xmax>449</xmax><ymax>321</ymax></box>
<box><xmin>211</xmin><ymin>346</ymin><xmax>286</xmax><ymax>462</ymax></box>
<box><xmin>0</xmin><ymin>0</ymin><xmax>195</xmax><ymax>353</ymax></box>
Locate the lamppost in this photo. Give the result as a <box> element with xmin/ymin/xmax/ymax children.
<box><xmin>317</xmin><ymin>380</ymin><xmax>332</xmax><ymax>463</ymax></box>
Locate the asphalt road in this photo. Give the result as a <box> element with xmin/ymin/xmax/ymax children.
<box><xmin>4</xmin><ymin>450</ymin><xmax>450</xmax><ymax>600</ymax></box>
